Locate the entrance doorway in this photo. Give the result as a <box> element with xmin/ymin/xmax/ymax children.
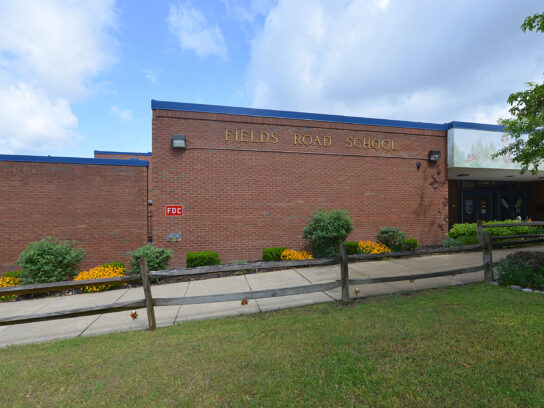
<box><xmin>457</xmin><ymin>180</ymin><xmax>529</xmax><ymax>223</ymax></box>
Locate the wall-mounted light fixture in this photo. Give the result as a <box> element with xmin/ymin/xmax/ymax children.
<box><xmin>416</xmin><ymin>162</ymin><xmax>422</xmax><ymax>170</ymax></box>
<box><xmin>428</xmin><ymin>150</ymin><xmax>441</xmax><ymax>162</ymax></box>
<box><xmin>172</xmin><ymin>134</ymin><xmax>186</xmax><ymax>149</ymax></box>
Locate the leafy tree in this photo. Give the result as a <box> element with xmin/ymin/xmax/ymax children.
<box><xmin>492</xmin><ymin>13</ymin><xmax>544</xmax><ymax>174</ymax></box>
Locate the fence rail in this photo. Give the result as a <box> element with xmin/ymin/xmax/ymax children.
<box><xmin>476</xmin><ymin>219</ymin><xmax>544</xmax><ymax>250</ymax></box>
<box><xmin>2</xmin><ymin>223</ymin><xmax>544</xmax><ymax>330</ymax></box>
<box><xmin>150</xmin><ymin>257</ymin><xmax>337</xmax><ymax>278</ymax></box>
<box><xmin>0</xmin><ymin>274</ymin><xmax>141</xmax><ymax>297</ymax></box>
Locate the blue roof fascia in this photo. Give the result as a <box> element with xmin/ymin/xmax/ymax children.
<box><xmin>151</xmin><ymin>99</ymin><xmax>448</xmax><ymax>132</ymax></box>
<box><xmin>0</xmin><ymin>154</ymin><xmax>148</xmax><ymax>167</ymax></box>
<box><xmin>447</xmin><ymin>121</ymin><xmax>505</xmax><ymax>132</ymax></box>
<box><xmin>94</xmin><ymin>150</ymin><xmax>152</xmax><ymax>156</ymax></box>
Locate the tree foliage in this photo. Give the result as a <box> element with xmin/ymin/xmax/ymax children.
<box><xmin>521</xmin><ymin>12</ymin><xmax>544</xmax><ymax>33</ymax></box>
<box><xmin>492</xmin><ymin>12</ymin><xmax>544</xmax><ymax>174</ymax></box>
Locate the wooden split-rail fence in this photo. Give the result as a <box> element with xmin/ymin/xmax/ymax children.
<box><xmin>1</xmin><ymin>221</ymin><xmax>544</xmax><ymax>330</ymax></box>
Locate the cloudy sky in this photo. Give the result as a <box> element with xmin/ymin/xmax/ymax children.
<box><xmin>0</xmin><ymin>0</ymin><xmax>542</xmax><ymax>157</ymax></box>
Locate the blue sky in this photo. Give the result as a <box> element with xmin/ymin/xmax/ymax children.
<box><xmin>0</xmin><ymin>0</ymin><xmax>542</xmax><ymax>157</ymax></box>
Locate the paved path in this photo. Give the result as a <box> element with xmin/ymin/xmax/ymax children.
<box><xmin>1</xmin><ymin>246</ymin><xmax>541</xmax><ymax>347</ymax></box>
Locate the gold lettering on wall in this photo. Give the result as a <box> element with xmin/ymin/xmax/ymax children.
<box><xmin>225</xmin><ymin>129</ymin><xmax>398</xmax><ymax>151</ymax></box>
<box><xmin>345</xmin><ymin>136</ymin><xmax>398</xmax><ymax>150</ymax></box>
<box><xmin>294</xmin><ymin>133</ymin><xmax>331</xmax><ymax>147</ymax></box>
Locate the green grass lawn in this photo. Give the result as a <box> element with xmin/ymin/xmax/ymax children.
<box><xmin>1</xmin><ymin>283</ymin><xmax>543</xmax><ymax>407</ymax></box>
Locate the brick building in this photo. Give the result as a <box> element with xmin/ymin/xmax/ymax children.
<box><xmin>1</xmin><ymin>100</ymin><xmax>543</xmax><ymax>272</ymax></box>
<box><xmin>0</xmin><ymin>155</ymin><xmax>148</xmax><ymax>272</ymax></box>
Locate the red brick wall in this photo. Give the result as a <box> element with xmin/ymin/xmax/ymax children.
<box><xmin>152</xmin><ymin>109</ymin><xmax>449</xmax><ymax>266</ymax></box>
<box><xmin>0</xmin><ymin>161</ymin><xmax>148</xmax><ymax>274</ymax></box>
<box><xmin>95</xmin><ymin>152</ymin><xmax>153</xmax><ymax>241</ymax></box>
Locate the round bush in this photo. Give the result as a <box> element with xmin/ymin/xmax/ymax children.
<box><xmin>376</xmin><ymin>227</ymin><xmax>406</xmax><ymax>251</ymax></box>
<box><xmin>129</xmin><ymin>245</ymin><xmax>172</xmax><ymax>274</ymax></box>
<box><xmin>302</xmin><ymin>209</ymin><xmax>354</xmax><ymax>258</ymax></box>
<box><xmin>16</xmin><ymin>237</ymin><xmax>85</xmax><ymax>284</ymax></box>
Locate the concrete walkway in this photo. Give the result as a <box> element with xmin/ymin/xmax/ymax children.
<box><xmin>1</xmin><ymin>245</ymin><xmax>541</xmax><ymax>347</ymax></box>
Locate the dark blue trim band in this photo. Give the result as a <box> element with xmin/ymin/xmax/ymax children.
<box><xmin>94</xmin><ymin>150</ymin><xmax>152</xmax><ymax>156</ymax></box>
<box><xmin>152</xmin><ymin>100</ymin><xmax>448</xmax><ymax>132</ymax></box>
<box><xmin>447</xmin><ymin>121</ymin><xmax>505</xmax><ymax>132</ymax></box>
<box><xmin>0</xmin><ymin>154</ymin><xmax>148</xmax><ymax>167</ymax></box>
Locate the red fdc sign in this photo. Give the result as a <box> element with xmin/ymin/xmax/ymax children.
<box><xmin>165</xmin><ymin>205</ymin><xmax>183</xmax><ymax>216</ymax></box>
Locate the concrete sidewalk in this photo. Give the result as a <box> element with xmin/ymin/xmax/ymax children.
<box><xmin>1</xmin><ymin>245</ymin><xmax>541</xmax><ymax>347</ymax></box>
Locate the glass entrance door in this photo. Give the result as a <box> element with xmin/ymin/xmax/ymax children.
<box><xmin>461</xmin><ymin>191</ymin><xmax>491</xmax><ymax>222</ymax></box>
<box><xmin>456</xmin><ymin>180</ymin><xmax>530</xmax><ymax>224</ymax></box>
<box><xmin>478</xmin><ymin>193</ymin><xmax>491</xmax><ymax>221</ymax></box>
<box><xmin>498</xmin><ymin>192</ymin><xmax>527</xmax><ymax>220</ymax></box>
<box><xmin>462</xmin><ymin>191</ymin><xmax>475</xmax><ymax>223</ymax></box>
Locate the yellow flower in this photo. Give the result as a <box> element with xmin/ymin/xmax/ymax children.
<box><xmin>0</xmin><ymin>276</ymin><xmax>20</xmax><ymax>301</ymax></box>
<box><xmin>357</xmin><ymin>240</ymin><xmax>391</xmax><ymax>254</ymax></box>
<box><xmin>280</xmin><ymin>249</ymin><xmax>313</xmax><ymax>261</ymax></box>
<box><xmin>74</xmin><ymin>265</ymin><xmax>126</xmax><ymax>292</ymax></box>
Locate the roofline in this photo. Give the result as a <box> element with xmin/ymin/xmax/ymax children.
<box><xmin>151</xmin><ymin>99</ymin><xmax>448</xmax><ymax>132</ymax></box>
<box><xmin>94</xmin><ymin>150</ymin><xmax>152</xmax><ymax>156</ymax></box>
<box><xmin>447</xmin><ymin>121</ymin><xmax>505</xmax><ymax>132</ymax></box>
<box><xmin>0</xmin><ymin>154</ymin><xmax>149</xmax><ymax>167</ymax></box>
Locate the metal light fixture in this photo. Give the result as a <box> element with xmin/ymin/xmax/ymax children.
<box><xmin>428</xmin><ymin>150</ymin><xmax>441</xmax><ymax>162</ymax></box>
<box><xmin>172</xmin><ymin>134</ymin><xmax>186</xmax><ymax>149</ymax></box>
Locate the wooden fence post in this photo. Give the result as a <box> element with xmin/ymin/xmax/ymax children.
<box><xmin>140</xmin><ymin>258</ymin><xmax>156</xmax><ymax>331</ymax></box>
<box><xmin>340</xmin><ymin>243</ymin><xmax>349</xmax><ymax>302</ymax></box>
<box><xmin>481</xmin><ymin>231</ymin><xmax>494</xmax><ymax>282</ymax></box>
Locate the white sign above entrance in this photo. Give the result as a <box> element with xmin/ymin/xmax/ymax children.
<box><xmin>447</xmin><ymin>127</ymin><xmax>521</xmax><ymax>170</ymax></box>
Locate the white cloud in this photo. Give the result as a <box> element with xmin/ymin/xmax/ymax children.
<box><xmin>0</xmin><ymin>82</ymin><xmax>79</xmax><ymax>154</ymax></box>
<box><xmin>248</xmin><ymin>0</ymin><xmax>544</xmax><ymax>125</ymax></box>
<box><xmin>0</xmin><ymin>0</ymin><xmax>118</xmax><ymax>154</ymax></box>
<box><xmin>167</xmin><ymin>2</ymin><xmax>227</xmax><ymax>59</ymax></box>
<box><xmin>143</xmin><ymin>69</ymin><xmax>158</xmax><ymax>85</ymax></box>
<box><xmin>110</xmin><ymin>106</ymin><xmax>133</xmax><ymax>122</ymax></box>
<box><xmin>221</xmin><ymin>0</ymin><xmax>274</xmax><ymax>22</ymax></box>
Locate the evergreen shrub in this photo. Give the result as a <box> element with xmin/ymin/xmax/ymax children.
<box><xmin>402</xmin><ymin>238</ymin><xmax>419</xmax><ymax>251</ymax></box>
<box><xmin>343</xmin><ymin>241</ymin><xmax>359</xmax><ymax>255</ymax></box>
<box><xmin>302</xmin><ymin>209</ymin><xmax>354</xmax><ymax>258</ymax></box>
<box><xmin>186</xmin><ymin>251</ymin><xmax>221</xmax><ymax>268</ymax></box>
<box><xmin>262</xmin><ymin>247</ymin><xmax>287</xmax><ymax>262</ymax></box>
<box><xmin>376</xmin><ymin>227</ymin><xmax>406</xmax><ymax>251</ymax></box>
<box><xmin>16</xmin><ymin>237</ymin><xmax>85</xmax><ymax>284</ymax></box>
<box><xmin>130</xmin><ymin>245</ymin><xmax>172</xmax><ymax>274</ymax></box>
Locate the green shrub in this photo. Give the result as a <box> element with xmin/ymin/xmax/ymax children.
<box><xmin>16</xmin><ymin>237</ymin><xmax>85</xmax><ymax>284</ymax></box>
<box><xmin>496</xmin><ymin>253</ymin><xmax>544</xmax><ymax>289</ymax></box>
<box><xmin>186</xmin><ymin>251</ymin><xmax>221</xmax><ymax>268</ymax></box>
<box><xmin>101</xmin><ymin>262</ymin><xmax>125</xmax><ymax>270</ymax></box>
<box><xmin>507</xmin><ymin>251</ymin><xmax>544</xmax><ymax>268</ymax></box>
<box><xmin>129</xmin><ymin>245</ymin><xmax>172</xmax><ymax>274</ymax></box>
<box><xmin>376</xmin><ymin>227</ymin><xmax>406</xmax><ymax>252</ymax></box>
<box><xmin>343</xmin><ymin>241</ymin><xmax>359</xmax><ymax>255</ymax></box>
<box><xmin>447</xmin><ymin>220</ymin><xmax>542</xmax><ymax>245</ymax></box>
<box><xmin>302</xmin><ymin>209</ymin><xmax>354</xmax><ymax>258</ymax></box>
<box><xmin>262</xmin><ymin>247</ymin><xmax>286</xmax><ymax>262</ymax></box>
<box><xmin>401</xmin><ymin>238</ymin><xmax>418</xmax><ymax>251</ymax></box>
<box><xmin>442</xmin><ymin>237</ymin><xmax>464</xmax><ymax>248</ymax></box>
<box><xmin>446</xmin><ymin>223</ymin><xmax>477</xmax><ymax>239</ymax></box>
<box><xmin>459</xmin><ymin>235</ymin><xmax>479</xmax><ymax>245</ymax></box>
<box><xmin>3</xmin><ymin>270</ymin><xmax>23</xmax><ymax>279</ymax></box>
